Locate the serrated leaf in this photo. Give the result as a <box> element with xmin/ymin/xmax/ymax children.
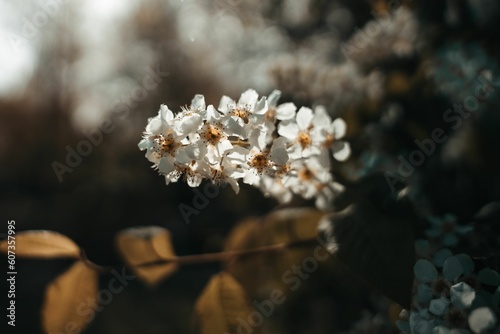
<box><xmin>317</xmin><ymin>201</ymin><xmax>414</xmax><ymax>308</ymax></box>
<box><xmin>195</xmin><ymin>272</ymin><xmax>255</xmax><ymax>334</ymax></box>
<box><xmin>42</xmin><ymin>261</ymin><xmax>99</xmax><ymax>334</ymax></box>
<box><xmin>115</xmin><ymin>226</ymin><xmax>178</xmax><ymax>286</ymax></box>
<box><xmin>0</xmin><ymin>230</ymin><xmax>80</xmax><ymax>259</ymax></box>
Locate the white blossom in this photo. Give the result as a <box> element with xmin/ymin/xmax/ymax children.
<box><xmin>139</xmin><ymin>89</ymin><xmax>351</xmax><ymax>210</ymax></box>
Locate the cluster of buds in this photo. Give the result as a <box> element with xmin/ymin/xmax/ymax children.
<box><xmin>138</xmin><ymin>89</ymin><xmax>350</xmax><ymax>210</ymax></box>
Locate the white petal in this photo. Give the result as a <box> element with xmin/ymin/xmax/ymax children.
<box><xmin>332</xmin><ymin>118</ymin><xmax>347</xmax><ymax>139</ymax></box>
<box><xmin>302</xmin><ymin>183</ymin><xmax>316</xmax><ymax>199</ymax></box>
<box><xmin>312</xmin><ymin>106</ymin><xmax>331</xmax><ymax>128</ymax></box>
<box><xmin>238</xmin><ymin>89</ymin><xmax>258</xmax><ymax>109</ymax></box>
<box><xmin>226</xmin><ymin>178</ymin><xmax>240</xmax><ymax>194</ymax></box>
<box><xmin>138</xmin><ymin>138</ymin><xmax>150</xmax><ymax>151</ymax></box>
<box><xmin>243</xmin><ymin>170</ymin><xmax>260</xmax><ymax>185</ymax></box>
<box><xmin>195</xmin><ymin>160</ymin><xmax>211</xmax><ymax>176</ymax></box>
<box><xmin>191</xmin><ymin>94</ymin><xmax>206</xmax><ymax>111</ymax></box>
<box><xmin>271</xmin><ymin>137</ymin><xmax>287</xmax><ymax>151</ymax></box>
<box><xmin>267</xmin><ymin>90</ymin><xmax>281</xmax><ymax>108</ymax></box>
<box><xmin>147</xmin><ymin>118</ymin><xmax>163</xmax><ymax>134</ymax></box>
<box><xmin>253</xmin><ymin>96</ymin><xmax>268</xmax><ymax>115</ymax></box>
<box><xmin>174</xmin><ymin>114</ymin><xmax>202</xmax><ymax>137</ymax></box>
<box><xmin>187</xmin><ymin>173</ymin><xmax>203</xmax><ymax>187</ymax></box>
<box><xmin>302</xmin><ymin>146</ymin><xmax>321</xmax><ymax>158</ymax></box>
<box><xmin>296</xmin><ymin>107</ymin><xmax>313</xmax><ymax>130</ymax></box>
<box><xmin>227</xmin><ymin>146</ymin><xmax>249</xmax><ymax>163</ymax></box>
<box><xmin>264</xmin><ymin>121</ymin><xmax>276</xmax><ymax>145</ymax></box>
<box><xmin>176</xmin><ymin>148</ymin><xmax>192</xmax><ymax>164</ymax></box>
<box><xmin>317</xmin><ymin>150</ymin><xmax>331</xmax><ymax>169</ymax></box>
<box><xmin>206</xmin><ymin>147</ymin><xmax>221</xmax><ymax>165</ymax></box>
<box><xmin>270</xmin><ymin>138</ymin><xmax>289</xmax><ymax>165</ymax></box>
<box><xmin>227</xmin><ymin>166</ymin><xmax>245</xmax><ymax>179</ymax></box>
<box><xmin>158</xmin><ymin>157</ymin><xmax>176</xmax><ymax>174</ymax></box>
<box><xmin>159</xmin><ymin>104</ymin><xmax>174</xmax><ymax>122</ymax></box>
<box><xmin>287</xmin><ymin>144</ymin><xmax>302</xmax><ymax>160</ymax></box>
<box><xmin>315</xmin><ymin>192</ymin><xmax>332</xmax><ymax>211</ymax></box>
<box><xmin>164</xmin><ymin>173</ymin><xmax>178</xmax><ymax>185</ymax></box>
<box><xmin>276</xmin><ymin>102</ymin><xmax>297</xmax><ymax>120</ymax></box>
<box><xmin>331</xmin><ymin>181</ymin><xmax>345</xmax><ymax>194</ymax></box>
<box><xmin>145</xmin><ymin>149</ymin><xmax>159</xmax><ymax>163</ymax></box>
<box><xmin>216</xmin><ymin>139</ymin><xmax>233</xmax><ymax>154</ymax></box>
<box><xmin>248</xmin><ymin>128</ymin><xmax>266</xmax><ymax>150</ymax></box>
<box><xmin>332</xmin><ymin>141</ymin><xmax>351</xmax><ymax>161</ymax></box>
<box><xmin>270</xmin><ymin>148</ymin><xmax>288</xmax><ymax>166</ymax></box>
<box><xmin>224</xmin><ymin>117</ymin><xmax>247</xmax><ymax>138</ymax></box>
<box><xmin>218</xmin><ymin>95</ymin><xmax>235</xmax><ymax>114</ymax></box>
<box><xmin>205</xmin><ymin>105</ymin><xmax>221</xmax><ymax>121</ymax></box>
<box><xmin>190</xmin><ymin>141</ymin><xmax>208</xmax><ymax>159</ymax></box>
<box><xmin>278</xmin><ymin>121</ymin><xmax>299</xmax><ymax>140</ymax></box>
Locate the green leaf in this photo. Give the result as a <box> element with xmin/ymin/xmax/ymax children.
<box><xmin>477</xmin><ymin>268</ymin><xmax>500</xmax><ymax>286</ymax></box>
<box><xmin>318</xmin><ymin>200</ymin><xmax>414</xmax><ymax>308</ymax></box>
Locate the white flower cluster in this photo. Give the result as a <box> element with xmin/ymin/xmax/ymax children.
<box><xmin>399</xmin><ymin>251</ymin><xmax>500</xmax><ymax>334</ymax></box>
<box><xmin>397</xmin><ymin>214</ymin><xmax>500</xmax><ymax>334</ymax></box>
<box><xmin>139</xmin><ymin>89</ymin><xmax>350</xmax><ymax>209</ymax></box>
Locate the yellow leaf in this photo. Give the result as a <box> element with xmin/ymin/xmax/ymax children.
<box><xmin>224</xmin><ymin>208</ymin><xmax>329</xmax><ymax>299</ymax></box>
<box><xmin>264</xmin><ymin>208</ymin><xmax>326</xmax><ymax>244</ymax></box>
<box><xmin>115</xmin><ymin>226</ymin><xmax>178</xmax><ymax>286</ymax></box>
<box><xmin>195</xmin><ymin>272</ymin><xmax>255</xmax><ymax>334</ymax></box>
<box><xmin>0</xmin><ymin>230</ymin><xmax>80</xmax><ymax>259</ymax></box>
<box><xmin>42</xmin><ymin>261</ymin><xmax>99</xmax><ymax>334</ymax></box>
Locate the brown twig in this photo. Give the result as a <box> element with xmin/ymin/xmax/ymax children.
<box><xmin>80</xmin><ymin>238</ymin><xmax>319</xmax><ymax>272</ymax></box>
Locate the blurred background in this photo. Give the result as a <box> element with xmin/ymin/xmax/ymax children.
<box><xmin>1</xmin><ymin>0</ymin><xmax>500</xmax><ymax>333</ymax></box>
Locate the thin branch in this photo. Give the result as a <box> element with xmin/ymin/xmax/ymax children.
<box><xmin>81</xmin><ymin>238</ymin><xmax>319</xmax><ymax>273</ymax></box>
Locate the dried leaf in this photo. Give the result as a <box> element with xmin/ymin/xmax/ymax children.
<box><xmin>318</xmin><ymin>201</ymin><xmax>414</xmax><ymax>308</ymax></box>
<box><xmin>0</xmin><ymin>230</ymin><xmax>80</xmax><ymax>259</ymax></box>
<box><xmin>264</xmin><ymin>208</ymin><xmax>326</xmax><ymax>244</ymax></box>
<box><xmin>42</xmin><ymin>261</ymin><xmax>99</xmax><ymax>334</ymax></box>
<box><xmin>195</xmin><ymin>272</ymin><xmax>254</xmax><ymax>334</ymax></box>
<box><xmin>224</xmin><ymin>208</ymin><xmax>328</xmax><ymax>297</ymax></box>
<box><xmin>115</xmin><ymin>226</ymin><xmax>178</xmax><ymax>286</ymax></box>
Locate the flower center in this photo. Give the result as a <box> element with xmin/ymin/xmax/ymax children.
<box><xmin>156</xmin><ymin>132</ymin><xmax>179</xmax><ymax>156</ymax></box>
<box><xmin>265</xmin><ymin>108</ymin><xmax>276</xmax><ymax>122</ymax></box>
<box><xmin>249</xmin><ymin>153</ymin><xmax>269</xmax><ymax>174</ymax></box>
<box><xmin>299</xmin><ymin>167</ymin><xmax>314</xmax><ymax>181</ymax></box>
<box><xmin>323</xmin><ymin>133</ymin><xmax>334</xmax><ymax>147</ymax></box>
<box><xmin>230</xmin><ymin>107</ymin><xmax>250</xmax><ymax>124</ymax></box>
<box><xmin>298</xmin><ymin>132</ymin><xmax>312</xmax><ymax>149</ymax></box>
<box><xmin>275</xmin><ymin>162</ymin><xmax>291</xmax><ymax>177</ymax></box>
<box><xmin>202</xmin><ymin>124</ymin><xmax>223</xmax><ymax>145</ymax></box>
